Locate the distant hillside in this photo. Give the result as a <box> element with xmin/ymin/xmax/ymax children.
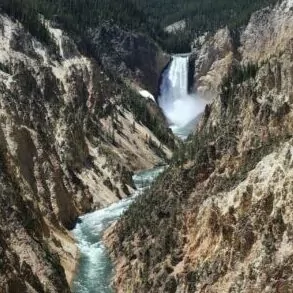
<box><xmin>133</xmin><ymin>0</ymin><xmax>278</xmax><ymax>28</ymax></box>
<box><xmin>0</xmin><ymin>0</ymin><xmax>157</xmax><ymax>47</ymax></box>
<box><xmin>0</xmin><ymin>0</ymin><xmax>279</xmax><ymax>54</ymax></box>
<box><xmin>132</xmin><ymin>0</ymin><xmax>279</xmax><ymax>52</ymax></box>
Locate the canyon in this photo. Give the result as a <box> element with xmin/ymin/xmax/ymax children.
<box><xmin>0</xmin><ymin>11</ymin><xmax>173</xmax><ymax>293</ymax></box>
<box><xmin>105</xmin><ymin>0</ymin><xmax>293</xmax><ymax>292</ymax></box>
<box><xmin>1</xmin><ymin>0</ymin><xmax>293</xmax><ymax>292</ymax></box>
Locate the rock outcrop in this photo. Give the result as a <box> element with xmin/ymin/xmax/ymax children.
<box><xmin>88</xmin><ymin>24</ymin><xmax>170</xmax><ymax>96</ymax></box>
<box><xmin>0</xmin><ymin>13</ymin><xmax>173</xmax><ymax>293</ymax></box>
<box><xmin>105</xmin><ymin>1</ymin><xmax>293</xmax><ymax>292</ymax></box>
<box><xmin>190</xmin><ymin>27</ymin><xmax>235</xmax><ymax>100</ymax></box>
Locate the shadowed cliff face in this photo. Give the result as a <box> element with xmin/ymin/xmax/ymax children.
<box><xmin>105</xmin><ymin>1</ymin><xmax>293</xmax><ymax>292</ymax></box>
<box><xmin>88</xmin><ymin>24</ymin><xmax>170</xmax><ymax>96</ymax></box>
<box><xmin>0</xmin><ymin>13</ymin><xmax>173</xmax><ymax>292</ymax></box>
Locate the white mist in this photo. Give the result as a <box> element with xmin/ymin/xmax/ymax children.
<box><xmin>159</xmin><ymin>55</ymin><xmax>207</xmax><ymax>138</ymax></box>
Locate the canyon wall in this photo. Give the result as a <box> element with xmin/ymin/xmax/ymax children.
<box><xmin>106</xmin><ymin>1</ymin><xmax>293</xmax><ymax>292</ymax></box>
<box><xmin>0</xmin><ymin>13</ymin><xmax>172</xmax><ymax>293</ymax></box>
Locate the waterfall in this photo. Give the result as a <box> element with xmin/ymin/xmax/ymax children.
<box><xmin>159</xmin><ymin>55</ymin><xmax>207</xmax><ymax>138</ymax></box>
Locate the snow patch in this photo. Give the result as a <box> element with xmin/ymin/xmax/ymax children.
<box><xmin>139</xmin><ymin>89</ymin><xmax>156</xmax><ymax>102</ymax></box>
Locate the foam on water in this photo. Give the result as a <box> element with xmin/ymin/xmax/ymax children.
<box><xmin>72</xmin><ymin>166</ymin><xmax>166</xmax><ymax>293</ymax></box>
<box><xmin>159</xmin><ymin>55</ymin><xmax>207</xmax><ymax>138</ymax></box>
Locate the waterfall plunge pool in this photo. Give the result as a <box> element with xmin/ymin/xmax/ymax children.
<box><xmin>72</xmin><ymin>166</ymin><xmax>167</xmax><ymax>293</ymax></box>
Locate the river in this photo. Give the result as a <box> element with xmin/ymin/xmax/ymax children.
<box><xmin>72</xmin><ymin>166</ymin><xmax>166</xmax><ymax>293</ymax></box>
<box><xmin>72</xmin><ymin>55</ymin><xmax>206</xmax><ymax>292</ymax></box>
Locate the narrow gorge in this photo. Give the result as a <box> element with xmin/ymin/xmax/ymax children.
<box><xmin>1</xmin><ymin>0</ymin><xmax>293</xmax><ymax>292</ymax></box>
<box><xmin>71</xmin><ymin>54</ymin><xmax>206</xmax><ymax>292</ymax></box>
<box><xmin>105</xmin><ymin>0</ymin><xmax>293</xmax><ymax>292</ymax></box>
<box><xmin>72</xmin><ymin>167</ymin><xmax>166</xmax><ymax>293</ymax></box>
<box><xmin>0</xmin><ymin>3</ymin><xmax>174</xmax><ymax>291</ymax></box>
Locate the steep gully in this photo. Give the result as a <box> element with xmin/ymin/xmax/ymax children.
<box><xmin>72</xmin><ymin>55</ymin><xmax>207</xmax><ymax>292</ymax></box>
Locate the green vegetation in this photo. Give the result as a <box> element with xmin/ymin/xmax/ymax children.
<box><xmin>121</xmin><ymin>87</ymin><xmax>175</xmax><ymax>150</ymax></box>
<box><xmin>1</xmin><ymin>0</ymin><xmax>279</xmax><ymax>54</ymax></box>
<box><xmin>134</xmin><ymin>0</ymin><xmax>278</xmax><ymax>30</ymax></box>
<box><xmin>118</xmin><ymin>167</ymin><xmax>184</xmax><ymax>261</ymax></box>
<box><xmin>0</xmin><ymin>0</ymin><xmax>158</xmax><ymax>47</ymax></box>
<box><xmin>133</xmin><ymin>0</ymin><xmax>279</xmax><ymax>52</ymax></box>
<box><xmin>221</xmin><ymin>63</ymin><xmax>259</xmax><ymax>107</ymax></box>
<box><xmin>0</xmin><ymin>62</ymin><xmax>11</xmax><ymax>75</ymax></box>
<box><xmin>1</xmin><ymin>0</ymin><xmax>57</xmax><ymax>50</ymax></box>
<box><xmin>223</xmin><ymin>63</ymin><xmax>259</xmax><ymax>87</ymax></box>
<box><xmin>171</xmin><ymin>62</ymin><xmax>260</xmax><ymax>166</ymax></box>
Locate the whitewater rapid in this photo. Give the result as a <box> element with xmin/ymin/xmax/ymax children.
<box><xmin>159</xmin><ymin>55</ymin><xmax>207</xmax><ymax>138</ymax></box>
<box><xmin>72</xmin><ymin>166</ymin><xmax>166</xmax><ymax>293</ymax></box>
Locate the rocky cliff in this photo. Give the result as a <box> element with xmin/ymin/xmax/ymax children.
<box><xmin>0</xmin><ymin>12</ymin><xmax>172</xmax><ymax>293</ymax></box>
<box><xmin>88</xmin><ymin>24</ymin><xmax>170</xmax><ymax>96</ymax></box>
<box><xmin>105</xmin><ymin>0</ymin><xmax>293</xmax><ymax>292</ymax></box>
